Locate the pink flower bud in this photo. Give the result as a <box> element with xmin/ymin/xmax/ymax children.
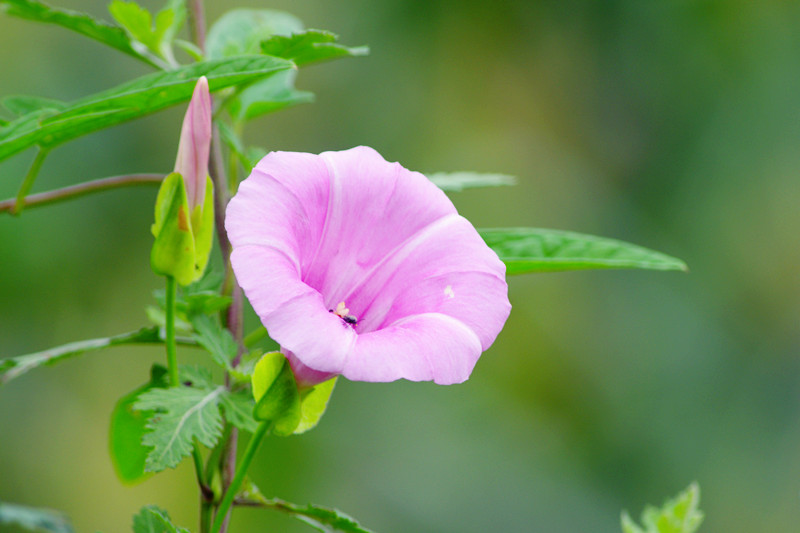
<box><xmin>174</xmin><ymin>76</ymin><xmax>212</xmax><ymax>210</ymax></box>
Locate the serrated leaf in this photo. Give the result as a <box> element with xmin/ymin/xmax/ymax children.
<box><xmin>479</xmin><ymin>228</ymin><xmax>688</xmax><ymax>274</ymax></box>
<box><xmin>0</xmin><ymin>501</ymin><xmax>74</xmax><ymax>533</ymax></box>
<box><xmin>0</xmin><ymin>0</ymin><xmax>159</xmax><ymax>67</ymax></box>
<box><xmin>178</xmin><ymin>365</ymin><xmax>213</xmax><ymax>388</ymax></box>
<box><xmin>0</xmin><ymin>55</ymin><xmax>293</xmax><ymax>164</ymax></box>
<box><xmin>621</xmin><ymin>483</ymin><xmax>703</xmax><ymax>533</ymax></box>
<box><xmin>219</xmin><ymin>389</ymin><xmax>259</xmax><ymax>433</ymax></box>
<box><xmin>135</xmin><ymin>385</ymin><xmax>225</xmax><ymax>471</ymax></box>
<box><xmin>426</xmin><ymin>171</ymin><xmax>516</xmax><ymax>192</ymax></box>
<box><xmin>260</xmin><ymin>29</ymin><xmax>368</xmax><ymax>67</ymax></box>
<box><xmin>109</xmin><ymin>364</ymin><xmax>168</xmax><ymax>484</ymax></box>
<box><xmin>132</xmin><ymin>506</ymin><xmax>189</xmax><ymax>533</ymax></box>
<box><xmin>191</xmin><ymin>314</ymin><xmax>238</xmax><ymax>370</ymax></box>
<box><xmin>0</xmin><ymin>327</ymin><xmax>163</xmax><ymax>385</ymax></box>
<box><xmin>206</xmin><ymin>8</ymin><xmax>304</xmax><ymax>59</ymax></box>
<box><xmin>2</xmin><ymin>95</ymin><xmax>66</xmax><ymax>116</ymax></box>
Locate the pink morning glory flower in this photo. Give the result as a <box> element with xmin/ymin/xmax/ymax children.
<box><xmin>174</xmin><ymin>75</ymin><xmax>212</xmax><ymax>210</ymax></box>
<box><xmin>226</xmin><ymin>147</ymin><xmax>510</xmax><ymax>386</ymax></box>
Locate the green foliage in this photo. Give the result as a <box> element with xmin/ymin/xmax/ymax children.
<box><xmin>0</xmin><ymin>55</ymin><xmax>293</xmax><ymax>163</ymax></box>
<box><xmin>0</xmin><ymin>501</ymin><xmax>74</xmax><ymax>533</ymax></box>
<box><xmin>621</xmin><ymin>483</ymin><xmax>703</xmax><ymax>533</ymax></box>
<box><xmin>479</xmin><ymin>227</ymin><xmax>688</xmax><ymax>274</ymax></box>
<box><xmin>108</xmin><ymin>0</ymin><xmax>185</xmax><ymax>64</ymax></box>
<box><xmin>109</xmin><ymin>365</ymin><xmax>169</xmax><ymax>484</ymax></box>
<box><xmin>238</xmin><ymin>481</ymin><xmax>375</xmax><ymax>533</ymax></box>
<box><xmin>219</xmin><ymin>389</ymin><xmax>259</xmax><ymax>433</ymax></box>
<box><xmin>190</xmin><ymin>314</ymin><xmax>238</xmax><ymax>371</ymax></box>
<box><xmin>0</xmin><ymin>327</ymin><xmax>172</xmax><ymax>386</ymax></box>
<box><xmin>0</xmin><ymin>0</ymin><xmax>159</xmax><ymax>67</ymax></box>
<box><xmin>205</xmin><ymin>8</ymin><xmax>303</xmax><ymax>59</ymax></box>
<box><xmin>135</xmin><ymin>383</ymin><xmax>225</xmax><ymax>472</ymax></box>
<box><xmin>2</xmin><ymin>95</ymin><xmax>65</xmax><ymax>116</ymax></box>
<box><xmin>260</xmin><ymin>29</ymin><xmax>368</xmax><ymax>67</ymax></box>
<box><xmin>426</xmin><ymin>171</ymin><xmax>516</xmax><ymax>192</ymax></box>
<box><xmin>251</xmin><ymin>351</ymin><xmax>301</xmax><ymax>436</ymax></box>
<box><xmin>132</xmin><ymin>506</ymin><xmax>189</xmax><ymax>533</ymax></box>
<box><xmin>296</xmin><ymin>377</ymin><xmax>337</xmax><ymax>434</ymax></box>
<box><xmin>206</xmin><ymin>10</ymin><xmax>363</xmax><ymax>121</ymax></box>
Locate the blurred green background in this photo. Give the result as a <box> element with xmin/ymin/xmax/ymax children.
<box><xmin>2</xmin><ymin>0</ymin><xmax>800</xmax><ymax>531</ymax></box>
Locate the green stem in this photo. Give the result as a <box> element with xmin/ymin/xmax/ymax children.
<box><xmin>210</xmin><ymin>420</ymin><xmax>271</xmax><ymax>533</ymax></box>
<box><xmin>0</xmin><ymin>174</ymin><xmax>162</xmax><ymax>215</ymax></box>
<box><xmin>165</xmin><ymin>275</ymin><xmax>179</xmax><ymax>387</ymax></box>
<box><xmin>12</xmin><ymin>148</ymin><xmax>49</xmax><ymax>215</ymax></box>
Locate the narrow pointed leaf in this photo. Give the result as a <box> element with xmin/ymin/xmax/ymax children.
<box><xmin>426</xmin><ymin>171</ymin><xmax>516</xmax><ymax>192</ymax></box>
<box><xmin>479</xmin><ymin>228</ymin><xmax>688</xmax><ymax>274</ymax></box>
<box><xmin>0</xmin><ymin>501</ymin><xmax>74</xmax><ymax>533</ymax></box>
<box><xmin>0</xmin><ymin>326</ymin><xmax>175</xmax><ymax>386</ymax></box>
<box><xmin>0</xmin><ymin>0</ymin><xmax>156</xmax><ymax>66</ymax></box>
<box><xmin>134</xmin><ymin>385</ymin><xmax>225</xmax><ymax>471</ymax></box>
<box><xmin>235</xmin><ymin>481</ymin><xmax>375</xmax><ymax>533</ymax></box>
<box><xmin>0</xmin><ymin>56</ymin><xmax>293</xmax><ymax>163</ymax></box>
<box><xmin>2</xmin><ymin>95</ymin><xmax>66</xmax><ymax>116</ymax></box>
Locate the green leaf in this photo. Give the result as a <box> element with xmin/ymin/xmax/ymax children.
<box><xmin>0</xmin><ymin>327</ymin><xmax>173</xmax><ymax>386</ymax></box>
<box><xmin>260</xmin><ymin>29</ymin><xmax>368</xmax><ymax>67</ymax></box>
<box><xmin>178</xmin><ymin>365</ymin><xmax>214</xmax><ymax>388</ymax></box>
<box><xmin>251</xmin><ymin>352</ymin><xmax>301</xmax><ymax>436</ymax></box>
<box><xmin>190</xmin><ymin>314</ymin><xmax>238</xmax><ymax>370</ymax></box>
<box><xmin>135</xmin><ymin>384</ymin><xmax>225</xmax><ymax>471</ymax></box>
<box><xmin>206</xmin><ymin>8</ymin><xmax>304</xmax><ymax>59</ymax></box>
<box><xmin>479</xmin><ymin>228</ymin><xmax>688</xmax><ymax>274</ymax></box>
<box><xmin>621</xmin><ymin>483</ymin><xmax>703</xmax><ymax>533</ymax></box>
<box><xmin>0</xmin><ymin>55</ymin><xmax>293</xmax><ymax>163</ymax></box>
<box><xmin>219</xmin><ymin>389</ymin><xmax>259</xmax><ymax>433</ymax></box>
<box><xmin>295</xmin><ymin>377</ymin><xmax>337</xmax><ymax>434</ymax></box>
<box><xmin>2</xmin><ymin>95</ymin><xmax>66</xmax><ymax>116</ymax></box>
<box><xmin>426</xmin><ymin>171</ymin><xmax>516</xmax><ymax>192</ymax></box>
<box><xmin>0</xmin><ymin>501</ymin><xmax>74</xmax><ymax>533</ymax></box>
<box><xmin>132</xmin><ymin>506</ymin><xmax>189</xmax><ymax>533</ymax></box>
<box><xmin>108</xmin><ymin>0</ymin><xmax>184</xmax><ymax>64</ymax></box>
<box><xmin>229</xmin><ymin>70</ymin><xmax>314</xmax><ymax>121</ymax></box>
<box><xmin>109</xmin><ymin>365</ymin><xmax>168</xmax><ymax>484</ymax></box>
<box><xmin>0</xmin><ymin>0</ymin><xmax>159</xmax><ymax>66</ymax></box>
<box><xmin>235</xmin><ymin>481</ymin><xmax>375</xmax><ymax>533</ymax></box>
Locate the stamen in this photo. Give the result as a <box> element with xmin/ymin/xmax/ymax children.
<box><xmin>330</xmin><ymin>301</ymin><xmax>358</xmax><ymax>326</ymax></box>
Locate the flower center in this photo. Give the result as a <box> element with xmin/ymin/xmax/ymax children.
<box><xmin>329</xmin><ymin>301</ymin><xmax>358</xmax><ymax>326</ymax></box>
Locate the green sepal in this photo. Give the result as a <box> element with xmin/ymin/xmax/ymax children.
<box><xmin>151</xmin><ymin>172</ymin><xmax>195</xmax><ymax>285</ymax></box>
<box><xmin>190</xmin><ymin>176</ymin><xmax>215</xmax><ymax>281</ymax></box>
<box><xmin>295</xmin><ymin>377</ymin><xmax>337</xmax><ymax>434</ymax></box>
<box><xmin>251</xmin><ymin>352</ymin><xmax>301</xmax><ymax>436</ymax></box>
<box><xmin>108</xmin><ymin>364</ymin><xmax>168</xmax><ymax>484</ymax></box>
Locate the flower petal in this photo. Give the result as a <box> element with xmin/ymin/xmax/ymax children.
<box><xmin>344</xmin><ymin>313</ymin><xmax>483</xmax><ymax>384</ymax></box>
<box><xmin>226</xmin><ymin>146</ymin><xmax>510</xmax><ymax>384</ymax></box>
